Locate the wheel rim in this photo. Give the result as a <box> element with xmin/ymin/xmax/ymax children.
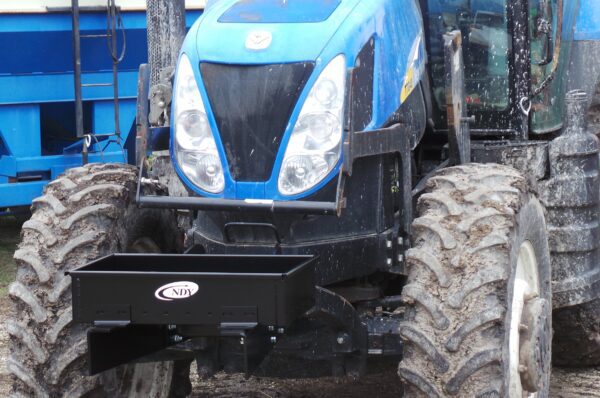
<box><xmin>508</xmin><ymin>241</ymin><xmax>540</xmax><ymax>398</ymax></box>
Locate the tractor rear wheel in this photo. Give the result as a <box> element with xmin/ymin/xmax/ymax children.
<box><xmin>399</xmin><ymin>163</ymin><xmax>552</xmax><ymax>397</ymax></box>
<box><xmin>8</xmin><ymin>163</ymin><xmax>191</xmax><ymax>397</ymax></box>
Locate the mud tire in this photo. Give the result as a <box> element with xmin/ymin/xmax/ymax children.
<box><xmin>8</xmin><ymin>163</ymin><xmax>190</xmax><ymax>397</ymax></box>
<box><xmin>399</xmin><ymin>163</ymin><xmax>553</xmax><ymax>397</ymax></box>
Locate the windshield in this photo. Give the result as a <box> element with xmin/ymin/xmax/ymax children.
<box><xmin>426</xmin><ymin>0</ymin><xmax>510</xmax><ymax>111</ymax></box>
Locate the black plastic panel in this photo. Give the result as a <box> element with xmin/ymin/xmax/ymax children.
<box><xmin>200</xmin><ymin>62</ymin><xmax>314</xmax><ymax>181</ymax></box>
<box><xmin>69</xmin><ymin>254</ymin><xmax>315</xmax><ymax>327</ymax></box>
<box><xmin>350</xmin><ymin>37</ymin><xmax>375</xmax><ymax>132</ymax></box>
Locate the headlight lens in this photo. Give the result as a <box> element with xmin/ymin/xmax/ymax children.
<box><xmin>278</xmin><ymin>55</ymin><xmax>346</xmax><ymax>196</ymax></box>
<box><xmin>173</xmin><ymin>54</ymin><xmax>225</xmax><ymax>193</ymax></box>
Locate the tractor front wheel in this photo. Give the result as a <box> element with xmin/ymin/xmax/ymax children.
<box><xmin>399</xmin><ymin>163</ymin><xmax>552</xmax><ymax>397</ymax></box>
<box><xmin>8</xmin><ymin>163</ymin><xmax>191</xmax><ymax>397</ymax></box>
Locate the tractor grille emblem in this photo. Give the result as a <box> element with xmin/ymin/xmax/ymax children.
<box><xmin>246</xmin><ymin>30</ymin><xmax>272</xmax><ymax>50</ymax></box>
<box><xmin>155</xmin><ymin>281</ymin><xmax>199</xmax><ymax>301</ymax></box>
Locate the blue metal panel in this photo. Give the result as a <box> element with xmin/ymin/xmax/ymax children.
<box><xmin>0</xmin><ymin>13</ymin><xmax>143</xmax><ymax>75</ymax></box>
<box><xmin>92</xmin><ymin>99</ymin><xmax>136</xmax><ymax>154</ymax></box>
<box><xmin>0</xmin><ymin>72</ymin><xmax>139</xmax><ymax>105</ymax></box>
<box><xmin>575</xmin><ymin>0</ymin><xmax>600</xmax><ymax>40</ymax></box>
<box><xmin>0</xmin><ymin>11</ymin><xmax>202</xmax><ymax>75</ymax></box>
<box><xmin>0</xmin><ymin>9</ymin><xmax>204</xmax><ymax>209</ymax></box>
<box><xmin>1</xmin><ymin>151</ymin><xmax>123</xmax><ymax>175</ymax></box>
<box><xmin>0</xmin><ymin>152</ymin><xmax>126</xmax><ymax>207</ymax></box>
<box><xmin>0</xmin><ymin>105</ymin><xmax>41</xmax><ymax>158</ymax></box>
<box><xmin>0</xmin><ymin>181</ymin><xmax>48</xmax><ymax>208</ymax></box>
<box><xmin>174</xmin><ymin>0</ymin><xmax>425</xmax><ymax>201</ymax></box>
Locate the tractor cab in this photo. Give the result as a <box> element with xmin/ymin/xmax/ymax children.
<box><xmin>422</xmin><ymin>0</ymin><xmax>575</xmax><ymax>136</ymax></box>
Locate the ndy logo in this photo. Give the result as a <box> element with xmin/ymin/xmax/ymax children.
<box><xmin>154</xmin><ymin>281</ymin><xmax>199</xmax><ymax>301</ymax></box>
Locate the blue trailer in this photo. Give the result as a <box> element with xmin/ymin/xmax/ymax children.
<box><xmin>0</xmin><ymin>2</ymin><xmax>202</xmax><ymax>212</ymax></box>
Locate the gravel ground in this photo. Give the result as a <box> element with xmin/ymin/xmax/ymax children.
<box><xmin>191</xmin><ymin>367</ymin><xmax>404</xmax><ymax>398</ymax></box>
<box><xmin>1</xmin><ymin>220</ymin><xmax>599</xmax><ymax>397</ymax></box>
<box><xmin>0</xmin><ymin>219</ymin><xmax>19</xmax><ymax>398</ymax></box>
<box><xmin>0</xmin><ymin>299</ymin><xmax>10</xmax><ymax>398</ymax></box>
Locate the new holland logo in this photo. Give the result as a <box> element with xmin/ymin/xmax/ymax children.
<box><xmin>155</xmin><ymin>281</ymin><xmax>199</xmax><ymax>301</ymax></box>
<box><xmin>245</xmin><ymin>30</ymin><xmax>272</xmax><ymax>51</ymax></box>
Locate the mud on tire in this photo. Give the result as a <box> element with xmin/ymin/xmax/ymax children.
<box><xmin>8</xmin><ymin>163</ymin><xmax>189</xmax><ymax>397</ymax></box>
<box><xmin>399</xmin><ymin>163</ymin><xmax>553</xmax><ymax>397</ymax></box>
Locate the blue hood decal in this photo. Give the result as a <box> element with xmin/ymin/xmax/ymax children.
<box><xmin>194</xmin><ymin>0</ymin><xmax>360</xmax><ymax>64</ymax></box>
<box><xmin>219</xmin><ymin>0</ymin><xmax>342</xmax><ymax>24</ymax></box>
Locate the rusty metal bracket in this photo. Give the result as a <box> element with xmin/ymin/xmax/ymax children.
<box><xmin>443</xmin><ymin>30</ymin><xmax>471</xmax><ymax>165</ymax></box>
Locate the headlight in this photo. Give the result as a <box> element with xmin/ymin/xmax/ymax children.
<box><xmin>278</xmin><ymin>55</ymin><xmax>346</xmax><ymax>196</ymax></box>
<box><xmin>173</xmin><ymin>54</ymin><xmax>225</xmax><ymax>193</ymax></box>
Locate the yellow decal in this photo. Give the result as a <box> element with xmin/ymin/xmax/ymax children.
<box><xmin>400</xmin><ymin>67</ymin><xmax>415</xmax><ymax>103</ymax></box>
<box><xmin>400</xmin><ymin>33</ymin><xmax>423</xmax><ymax>103</ymax></box>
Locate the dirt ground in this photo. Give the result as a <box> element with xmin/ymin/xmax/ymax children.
<box><xmin>1</xmin><ymin>220</ymin><xmax>599</xmax><ymax>397</ymax></box>
<box><xmin>0</xmin><ymin>217</ymin><xmax>20</xmax><ymax>398</ymax></box>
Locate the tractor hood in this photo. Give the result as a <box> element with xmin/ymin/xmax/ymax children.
<box><xmin>193</xmin><ymin>0</ymin><xmax>361</xmax><ymax>63</ymax></box>
<box><xmin>172</xmin><ymin>0</ymin><xmax>426</xmax><ymax>200</ymax></box>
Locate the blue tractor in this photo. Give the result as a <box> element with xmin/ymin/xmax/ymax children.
<box><xmin>8</xmin><ymin>0</ymin><xmax>600</xmax><ymax>396</ymax></box>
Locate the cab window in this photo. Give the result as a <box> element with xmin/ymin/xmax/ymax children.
<box><xmin>425</xmin><ymin>0</ymin><xmax>511</xmax><ymax>111</ymax></box>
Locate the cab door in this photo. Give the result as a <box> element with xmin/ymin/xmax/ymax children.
<box><xmin>529</xmin><ymin>0</ymin><xmax>579</xmax><ymax>134</ymax></box>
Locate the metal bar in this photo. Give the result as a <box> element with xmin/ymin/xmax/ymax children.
<box><xmin>109</xmin><ymin>0</ymin><xmax>122</xmax><ymax>144</ymax></box>
<box><xmin>88</xmin><ymin>325</ymin><xmax>172</xmax><ymax>375</ymax></box>
<box><xmin>71</xmin><ymin>0</ymin><xmax>87</xmax><ymax>164</ymax></box>
<box><xmin>135</xmin><ymin>64</ymin><xmax>151</xmax><ymax>166</ymax></box>
<box><xmin>507</xmin><ymin>0</ymin><xmax>531</xmax><ymax>140</ymax></box>
<box><xmin>81</xmin><ymin>83</ymin><xmax>113</xmax><ymax>87</ymax></box>
<box><xmin>137</xmin><ymin>195</ymin><xmax>339</xmax><ymax>216</ymax></box>
<box><xmin>81</xmin><ymin>34</ymin><xmax>110</xmax><ymax>38</ymax></box>
<box><xmin>443</xmin><ymin>30</ymin><xmax>471</xmax><ymax>165</ymax></box>
<box><xmin>87</xmin><ymin>133</ymin><xmax>118</xmax><ymax>138</ymax></box>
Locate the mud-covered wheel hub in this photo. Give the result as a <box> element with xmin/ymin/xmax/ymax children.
<box><xmin>519</xmin><ymin>297</ymin><xmax>552</xmax><ymax>392</ymax></box>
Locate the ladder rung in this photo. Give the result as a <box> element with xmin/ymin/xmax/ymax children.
<box><xmin>81</xmin><ymin>34</ymin><xmax>111</xmax><ymax>39</ymax></box>
<box><xmin>89</xmin><ymin>133</ymin><xmax>118</xmax><ymax>138</ymax></box>
<box><xmin>81</xmin><ymin>83</ymin><xmax>113</xmax><ymax>87</ymax></box>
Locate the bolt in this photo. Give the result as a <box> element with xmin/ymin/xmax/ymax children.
<box><xmin>167</xmin><ymin>324</ymin><xmax>176</xmax><ymax>331</ymax></box>
<box><xmin>171</xmin><ymin>335</ymin><xmax>183</xmax><ymax>343</ymax></box>
<box><xmin>337</xmin><ymin>333</ymin><xmax>349</xmax><ymax>345</ymax></box>
<box><xmin>240</xmin><ymin>337</ymin><xmax>245</xmax><ymax>345</ymax></box>
<box><xmin>518</xmin><ymin>365</ymin><xmax>528</xmax><ymax>374</ymax></box>
<box><xmin>158</xmin><ymin>101</ymin><xmax>166</xmax><ymax>108</ymax></box>
<box><xmin>519</xmin><ymin>324</ymin><xmax>529</xmax><ymax>333</ymax></box>
<box><xmin>387</xmin><ymin>258</ymin><xmax>392</xmax><ymax>266</ymax></box>
<box><xmin>398</xmin><ymin>237</ymin><xmax>404</xmax><ymax>246</ymax></box>
<box><xmin>278</xmin><ymin>328</ymin><xmax>285</xmax><ymax>334</ymax></box>
<box><xmin>386</xmin><ymin>240</ymin><xmax>392</xmax><ymax>248</ymax></box>
<box><xmin>268</xmin><ymin>326</ymin><xmax>275</xmax><ymax>332</ymax></box>
<box><xmin>524</xmin><ymin>292</ymin><xmax>539</xmax><ymax>302</ymax></box>
<box><xmin>270</xmin><ymin>336</ymin><xmax>277</xmax><ymax>344</ymax></box>
<box><xmin>398</xmin><ymin>255</ymin><xmax>404</xmax><ymax>263</ymax></box>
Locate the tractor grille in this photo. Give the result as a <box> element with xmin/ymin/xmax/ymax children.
<box><xmin>200</xmin><ymin>62</ymin><xmax>314</xmax><ymax>181</ymax></box>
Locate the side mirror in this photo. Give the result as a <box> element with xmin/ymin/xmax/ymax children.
<box><xmin>532</xmin><ymin>0</ymin><xmax>554</xmax><ymax>66</ymax></box>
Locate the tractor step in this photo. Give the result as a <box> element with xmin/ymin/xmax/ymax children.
<box><xmin>68</xmin><ymin>254</ymin><xmax>316</xmax><ymax>330</ymax></box>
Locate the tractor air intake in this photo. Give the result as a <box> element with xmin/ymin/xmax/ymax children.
<box><xmin>200</xmin><ymin>62</ymin><xmax>314</xmax><ymax>181</ymax></box>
